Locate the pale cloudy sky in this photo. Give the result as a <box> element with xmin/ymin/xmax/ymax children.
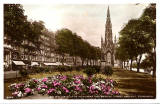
<box><xmin>22</xmin><ymin>4</ymin><xmax>149</xmax><ymax>47</ymax></box>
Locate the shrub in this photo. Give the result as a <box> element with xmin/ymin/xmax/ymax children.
<box><xmin>92</xmin><ymin>65</ymin><xmax>101</xmax><ymax>73</ymax></box>
<box><xmin>55</xmin><ymin>65</ymin><xmax>73</xmax><ymax>72</ymax></box>
<box><xmin>44</xmin><ymin>67</ymin><xmax>50</xmax><ymax>73</ymax></box>
<box><xmin>103</xmin><ymin>66</ymin><xmax>113</xmax><ymax>76</ymax></box>
<box><xmin>19</xmin><ymin>69</ymin><xmax>28</xmax><ymax>77</ymax></box>
<box><xmin>83</xmin><ymin>66</ymin><xmax>96</xmax><ymax>77</ymax></box>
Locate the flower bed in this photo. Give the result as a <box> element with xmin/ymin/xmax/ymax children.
<box><xmin>8</xmin><ymin>75</ymin><xmax>120</xmax><ymax>99</ymax></box>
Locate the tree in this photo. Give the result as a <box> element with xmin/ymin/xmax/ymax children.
<box><xmin>55</xmin><ymin>28</ymin><xmax>101</xmax><ymax>66</ymax></box>
<box><xmin>119</xmin><ymin>19</ymin><xmax>140</xmax><ymax>70</ymax></box>
<box><xmin>140</xmin><ymin>54</ymin><xmax>153</xmax><ymax>70</ymax></box>
<box><xmin>115</xmin><ymin>45</ymin><xmax>129</xmax><ymax>69</ymax></box>
<box><xmin>118</xmin><ymin>18</ymin><xmax>152</xmax><ymax>72</ymax></box>
<box><xmin>139</xmin><ymin>4</ymin><xmax>156</xmax><ymax>77</ymax></box>
<box><xmin>4</xmin><ymin>4</ymin><xmax>45</xmax><ymax>63</ymax></box>
<box><xmin>4</xmin><ymin>4</ymin><xmax>27</xmax><ymax>46</ymax></box>
<box><xmin>55</xmin><ymin>28</ymin><xmax>73</xmax><ymax>65</ymax></box>
<box><xmin>78</xmin><ymin>40</ymin><xmax>89</xmax><ymax>66</ymax></box>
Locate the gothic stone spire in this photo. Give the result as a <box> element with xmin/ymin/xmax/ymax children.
<box><xmin>105</xmin><ymin>6</ymin><xmax>112</xmax><ymax>43</ymax></box>
<box><xmin>101</xmin><ymin>5</ymin><xmax>114</xmax><ymax>67</ymax></box>
<box><xmin>107</xmin><ymin>6</ymin><xmax>110</xmax><ymax>18</ymax></box>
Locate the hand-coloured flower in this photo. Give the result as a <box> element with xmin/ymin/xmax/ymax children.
<box><xmin>47</xmin><ymin>88</ymin><xmax>55</xmax><ymax>94</ymax></box>
<box><xmin>104</xmin><ymin>91</ymin><xmax>110</xmax><ymax>95</ymax></box>
<box><xmin>42</xmin><ymin>78</ymin><xmax>48</xmax><ymax>82</ymax></box>
<box><xmin>63</xmin><ymin>87</ymin><xmax>69</xmax><ymax>93</ymax></box>
<box><xmin>75</xmin><ymin>86</ymin><xmax>82</xmax><ymax>92</ymax></box>
<box><xmin>25</xmin><ymin>88</ymin><xmax>31</xmax><ymax>93</ymax></box>
<box><xmin>60</xmin><ymin>76</ymin><xmax>67</xmax><ymax>80</ymax></box>
<box><xmin>74</xmin><ymin>80</ymin><xmax>81</xmax><ymax>84</ymax></box>
<box><xmin>53</xmin><ymin>81</ymin><xmax>61</xmax><ymax>87</ymax></box>
<box><xmin>41</xmin><ymin>85</ymin><xmax>48</xmax><ymax>89</ymax></box>
<box><xmin>12</xmin><ymin>91</ymin><xmax>18</xmax><ymax>96</ymax></box>
<box><xmin>37</xmin><ymin>87</ymin><xmax>41</xmax><ymax>91</ymax></box>
<box><xmin>110</xmin><ymin>79</ymin><xmax>113</xmax><ymax>83</ymax></box>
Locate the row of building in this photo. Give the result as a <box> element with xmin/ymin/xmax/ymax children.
<box><xmin>4</xmin><ymin>29</ymin><xmax>82</xmax><ymax>71</ymax></box>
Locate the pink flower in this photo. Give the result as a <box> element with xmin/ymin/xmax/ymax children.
<box><xmin>62</xmin><ymin>87</ymin><xmax>69</xmax><ymax>93</ymax></box>
<box><xmin>53</xmin><ymin>81</ymin><xmax>61</xmax><ymax>87</ymax></box>
<box><xmin>74</xmin><ymin>75</ymin><xmax>84</xmax><ymax>80</ymax></box>
<box><xmin>104</xmin><ymin>91</ymin><xmax>110</xmax><ymax>95</ymax></box>
<box><xmin>60</xmin><ymin>76</ymin><xmax>67</xmax><ymax>80</ymax></box>
<box><xmin>34</xmin><ymin>79</ymin><xmax>38</xmax><ymax>83</ymax></box>
<box><xmin>88</xmin><ymin>76</ymin><xmax>92</xmax><ymax>83</ymax></box>
<box><xmin>74</xmin><ymin>80</ymin><xmax>81</xmax><ymax>84</ymax></box>
<box><xmin>89</xmin><ymin>85</ymin><xmax>95</xmax><ymax>94</ymax></box>
<box><xmin>110</xmin><ymin>79</ymin><xmax>113</xmax><ymax>83</ymax></box>
<box><xmin>47</xmin><ymin>88</ymin><xmax>55</xmax><ymax>94</ymax></box>
<box><xmin>41</xmin><ymin>85</ymin><xmax>48</xmax><ymax>89</ymax></box>
<box><xmin>12</xmin><ymin>91</ymin><xmax>18</xmax><ymax>96</ymax></box>
<box><xmin>115</xmin><ymin>91</ymin><xmax>119</xmax><ymax>94</ymax></box>
<box><xmin>112</xmin><ymin>91</ymin><xmax>115</xmax><ymax>94</ymax></box>
<box><xmin>89</xmin><ymin>85</ymin><xmax>94</xmax><ymax>90</ymax></box>
<box><xmin>37</xmin><ymin>87</ymin><xmax>41</xmax><ymax>91</ymax></box>
<box><xmin>25</xmin><ymin>88</ymin><xmax>31</xmax><ymax>93</ymax></box>
<box><xmin>42</xmin><ymin>78</ymin><xmax>48</xmax><ymax>82</ymax></box>
<box><xmin>15</xmin><ymin>84</ymin><xmax>19</xmax><ymax>89</ymax></box>
<box><xmin>107</xmin><ymin>86</ymin><xmax>111</xmax><ymax>90</ymax></box>
<box><xmin>75</xmin><ymin>86</ymin><xmax>82</xmax><ymax>92</ymax></box>
<box><xmin>101</xmin><ymin>84</ymin><xmax>106</xmax><ymax>89</ymax></box>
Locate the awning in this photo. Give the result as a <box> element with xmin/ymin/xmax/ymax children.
<box><xmin>55</xmin><ymin>62</ymin><xmax>62</xmax><ymax>65</ymax></box>
<box><xmin>31</xmin><ymin>62</ymin><xmax>39</xmax><ymax>66</ymax></box>
<box><xmin>44</xmin><ymin>62</ymin><xmax>62</xmax><ymax>66</ymax></box>
<box><xmin>13</xmin><ymin>61</ymin><xmax>25</xmax><ymax>65</ymax></box>
<box><xmin>63</xmin><ymin>63</ymin><xmax>70</xmax><ymax>66</ymax></box>
<box><xmin>44</xmin><ymin>63</ymin><xmax>55</xmax><ymax>66</ymax></box>
<box><xmin>4</xmin><ymin>44</ymin><xmax>12</xmax><ymax>49</ymax></box>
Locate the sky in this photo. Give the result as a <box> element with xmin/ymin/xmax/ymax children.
<box><xmin>22</xmin><ymin>4</ymin><xmax>149</xmax><ymax>47</ymax></box>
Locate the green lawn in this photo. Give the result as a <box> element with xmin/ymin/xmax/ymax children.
<box><xmin>4</xmin><ymin>68</ymin><xmax>156</xmax><ymax>99</ymax></box>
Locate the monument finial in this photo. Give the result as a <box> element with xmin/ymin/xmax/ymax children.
<box><xmin>107</xmin><ymin>6</ymin><xmax>110</xmax><ymax>18</ymax></box>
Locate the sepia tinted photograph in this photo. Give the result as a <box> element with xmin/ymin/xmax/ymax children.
<box><xmin>3</xmin><ymin>3</ymin><xmax>156</xmax><ymax>99</ymax></box>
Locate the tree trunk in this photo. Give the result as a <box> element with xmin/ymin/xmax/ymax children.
<box><xmin>127</xmin><ymin>60</ymin><xmax>129</xmax><ymax>70</ymax></box>
<box><xmin>90</xmin><ymin>60</ymin><xmax>92</xmax><ymax>66</ymax></box>
<box><xmin>121</xmin><ymin>61</ymin><xmax>124</xmax><ymax>69</ymax></box>
<box><xmin>81</xmin><ymin>59</ymin><xmax>84</xmax><ymax>66</ymax></box>
<box><xmin>130</xmin><ymin>59</ymin><xmax>133</xmax><ymax>71</ymax></box>
<box><xmin>152</xmin><ymin>50</ymin><xmax>156</xmax><ymax>77</ymax></box>
<box><xmin>123</xmin><ymin>61</ymin><xmax>125</xmax><ymax>69</ymax></box>
<box><xmin>62</xmin><ymin>55</ymin><xmax>65</xmax><ymax>65</ymax></box>
<box><xmin>137</xmin><ymin>55</ymin><xmax>142</xmax><ymax>72</ymax></box>
<box><xmin>75</xmin><ymin>56</ymin><xmax>77</xmax><ymax>66</ymax></box>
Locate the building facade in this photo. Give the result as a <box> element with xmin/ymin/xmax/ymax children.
<box><xmin>3</xmin><ymin>28</ymin><xmax>57</xmax><ymax>71</ymax></box>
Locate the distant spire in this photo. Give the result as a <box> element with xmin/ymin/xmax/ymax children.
<box><xmin>101</xmin><ymin>36</ymin><xmax>103</xmax><ymax>44</ymax></box>
<box><xmin>101</xmin><ymin>36</ymin><xmax>103</xmax><ymax>48</ymax></box>
<box><xmin>114</xmin><ymin>35</ymin><xmax>116</xmax><ymax>43</ymax></box>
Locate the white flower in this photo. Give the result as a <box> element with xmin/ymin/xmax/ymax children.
<box><xmin>32</xmin><ymin>89</ymin><xmax>35</xmax><ymax>94</ymax></box>
<box><xmin>57</xmin><ymin>90</ymin><xmax>61</xmax><ymax>94</ymax></box>
<box><xmin>95</xmin><ymin>85</ymin><xmax>101</xmax><ymax>91</ymax></box>
<box><xmin>100</xmin><ymin>81</ymin><xmax>105</xmax><ymax>84</ymax></box>
<box><xmin>17</xmin><ymin>91</ymin><xmax>23</xmax><ymax>98</ymax></box>
<box><xmin>42</xmin><ymin>88</ymin><xmax>45</xmax><ymax>91</ymax></box>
